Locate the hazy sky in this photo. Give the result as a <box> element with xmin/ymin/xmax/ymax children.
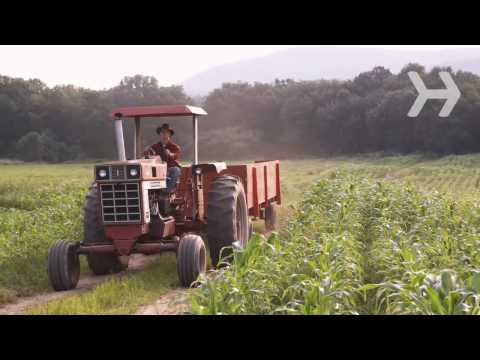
<box><xmin>0</xmin><ymin>45</ymin><xmax>478</xmax><ymax>89</ymax></box>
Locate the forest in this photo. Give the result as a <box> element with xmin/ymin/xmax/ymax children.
<box><xmin>1</xmin><ymin>63</ymin><xmax>479</xmax><ymax>162</ymax></box>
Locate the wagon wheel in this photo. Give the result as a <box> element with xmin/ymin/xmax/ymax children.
<box><xmin>248</xmin><ymin>220</ymin><xmax>254</xmax><ymax>239</ymax></box>
<box><xmin>264</xmin><ymin>202</ymin><xmax>278</xmax><ymax>232</ymax></box>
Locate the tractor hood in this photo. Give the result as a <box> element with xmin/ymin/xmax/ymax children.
<box><xmin>102</xmin><ymin>156</ymin><xmax>163</xmax><ymax>166</ymax></box>
<box><xmin>94</xmin><ymin>157</ymin><xmax>167</xmax><ymax>182</ymax></box>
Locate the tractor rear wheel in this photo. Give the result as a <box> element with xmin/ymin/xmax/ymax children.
<box><xmin>48</xmin><ymin>240</ymin><xmax>80</xmax><ymax>291</ymax></box>
<box><xmin>177</xmin><ymin>234</ymin><xmax>206</xmax><ymax>288</ymax></box>
<box><xmin>207</xmin><ymin>175</ymin><xmax>249</xmax><ymax>267</ymax></box>
<box><xmin>84</xmin><ymin>184</ymin><xmax>126</xmax><ymax>275</ymax></box>
<box><xmin>264</xmin><ymin>202</ymin><xmax>278</xmax><ymax>232</ymax></box>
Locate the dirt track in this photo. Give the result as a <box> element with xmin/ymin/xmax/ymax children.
<box><xmin>134</xmin><ymin>289</ymin><xmax>191</xmax><ymax>315</ymax></box>
<box><xmin>0</xmin><ymin>254</ymin><xmax>160</xmax><ymax>315</ymax></box>
<box><xmin>1</xmin><ymin>230</ymin><xmax>272</xmax><ymax>315</ymax></box>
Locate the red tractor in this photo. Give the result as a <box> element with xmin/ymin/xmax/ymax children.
<box><xmin>48</xmin><ymin>105</ymin><xmax>281</xmax><ymax>290</ymax></box>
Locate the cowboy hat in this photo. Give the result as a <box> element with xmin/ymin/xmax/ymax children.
<box><xmin>156</xmin><ymin>123</ymin><xmax>175</xmax><ymax>136</ymax></box>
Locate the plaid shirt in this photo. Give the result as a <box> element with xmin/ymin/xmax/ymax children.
<box><xmin>150</xmin><ymin>140</ymin><xmax>181</xmax><ymax>168</ymax></box>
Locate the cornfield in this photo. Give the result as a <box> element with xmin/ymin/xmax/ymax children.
<box><xmin>192</xmin><ymin>170</ymin><xmax>480</xmax><ymax>315</ymax></box>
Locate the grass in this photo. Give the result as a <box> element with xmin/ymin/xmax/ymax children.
<box><xmin>27</xmin><ymin>254</ymin><xmax>177</xmax><ymax>315</ymax></box>
<box><xmin>2</xmin><ymin>153</ymin><xmax>480</xmax><ymax>313</ymax></box>
<box><xmin>0</xmin><ymin>164</ymin><xmax>91</xmax><ymax>298</ymax></box>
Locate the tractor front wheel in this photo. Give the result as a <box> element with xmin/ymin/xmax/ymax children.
<box><xmin>177</xmin><ymin>234</ymin><xmax>206</xmax><ymax>288</ymax></box>
<box><xmin>48</xmin><ymin>240</ymin><xmax>80</xmax><ymax>291</ymax></box>
<box><xmin>207</xmin><ymin>175</ymin><xmax>249</xmax><ymax>267</ymax></box>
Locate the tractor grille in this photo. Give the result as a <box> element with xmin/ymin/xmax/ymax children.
<box><xmin>100</xmin><ymin>183</ymin><xmax>141</xmax><ymax>223</ymax></box>
<box><xmin>111</xmin><ymin>165</ymin><xmax>126</xmax><ymax>181</ymax></box>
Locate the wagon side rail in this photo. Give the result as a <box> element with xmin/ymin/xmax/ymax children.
<box><xmin>248</xmin><ymin>160</ymin><xmax>281</xmax><ymax>218</ymax></box>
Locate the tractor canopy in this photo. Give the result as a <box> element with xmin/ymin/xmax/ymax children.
<box><xmin>111</xmin><ymin>105</ymin><xmax>207</xmax><ymax>119</ymax></box>
<box><xmin>110</xmin><ymin>104</ymin><xmax>206</xmax><ymax>164</ymax></box>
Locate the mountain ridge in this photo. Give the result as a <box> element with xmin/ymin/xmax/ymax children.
<box><xmin>182</xmin><ymin>46</ymin><xmax>480</xmax><ymax>95</ymax></box>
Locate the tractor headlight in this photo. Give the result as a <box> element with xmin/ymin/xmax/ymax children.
<box><xmin>194</xmin><ymin>167</ymin><xmax>202</xmax><ymax>175</ymax></box>
<box><xmin>127</xmin><ymin>165</ymin><xmax>141</xmax><ymax>179</ymax></box>
<box><xmin>96</xmin><ymin>166</ymin><xmax>110</xmax><ymax>180</ymax></box>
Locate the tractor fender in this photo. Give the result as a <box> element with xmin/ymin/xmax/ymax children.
<box><xmin>192</xmin><ymin>162</ymin><xmax>227</xmax><ymax>174</ymax></box>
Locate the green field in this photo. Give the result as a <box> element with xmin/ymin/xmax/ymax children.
<box><xmin>0</xmin><ymin>164</ymin><xmax>90</xmax><ymax>302</ymax></box>
<box><xmin>194</xmin><ymin>155</ymin><xmax>480</xmax><ymax>315</ymax></box>
<box><xmin>2</xmin><ymin>154</ymin><xmax>480</xmax><ymax>314</ymax></box>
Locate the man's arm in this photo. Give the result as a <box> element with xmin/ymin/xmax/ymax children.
<box><xmin>165</xmin><ymin>143</ymin><xmax>181</xmax><ymax>160</ymax></box>
<box><xmin>144</xmin><ymin>143</ymin><xmax>162</xmax><ymax>157</ymax></box>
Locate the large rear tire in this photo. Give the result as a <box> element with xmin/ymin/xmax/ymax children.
<box><xmin>84</xmin><ymin>184</ymin><xmax>126</xmax><ymax>275</ymax></box>
<box><xmin>207</xmin><ymin>175</ymin><xmax>249</xmax><ymax>267</ymax></box>
<box><xmin>48</xmin><ymin>240</ymin><xmax>80</xmax><ymax>291</ymax></box>
<box><xmin>177</xmin><ymin>234</ymin><xmax>206</xmax><ymax>288</ymax></box>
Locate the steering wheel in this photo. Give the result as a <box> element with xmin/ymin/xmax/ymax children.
<box><xmin>144</xmin><ymin>148</ymin><xmax>156</xmax><ymax>159</ymax></box>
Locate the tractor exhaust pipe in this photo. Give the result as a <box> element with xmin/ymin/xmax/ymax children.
<box><xmin>192</xmin><ymin>115</ymin><xmax>198</xmax><ymax>165</ymax></box>
<box><xmin>114</xmin><ymin>119</ymin><xmax>126</xmax><ymax>161</ymax></box>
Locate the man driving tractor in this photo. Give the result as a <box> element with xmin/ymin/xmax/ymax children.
<box><xmin>144</xmin><ymin>123</ymin><xmax>181</xmax><ymax>193</ymax></box>
<box><xmin>47</xmin><ymin>104</ymin><xmax>281</xmax><ymax>291</ymax></box>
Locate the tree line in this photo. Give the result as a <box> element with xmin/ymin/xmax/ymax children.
<box><xmin>0</xmin><ymin>75</ymin><xmax>191</xmax><ymax>162</ymax></box>
<box><xmin>200</xmin><ymin>63</ymin><xmax>480</xmax><ymax>159</ymax></box>
<box><xmin>1</xmin><ymin>64</ymin><xmax>479</xmax><ymax>163</ymax></box>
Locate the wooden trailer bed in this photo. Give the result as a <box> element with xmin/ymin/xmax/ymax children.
<box><xmin>178</xmin><ymin>160</ymin><xmax>281</xmax><ymax>219</ymax></box>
